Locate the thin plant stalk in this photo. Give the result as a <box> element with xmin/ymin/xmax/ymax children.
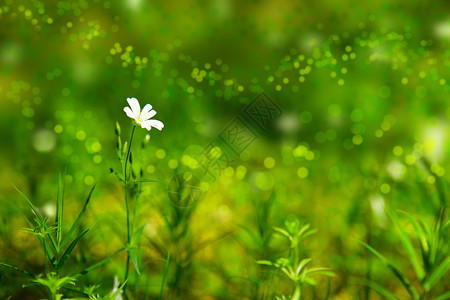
<box><xmin>123</xmin><ymin>125</ymin><xmax>136</xmax><ymax>296</ymax></box>
<box><xmin>292</xmin><ymin>284</ymin><xmax>301</xmax><ymax>300</ymax></box>
<box><xmin>41</xmin><ymin>239</ymin><xmax>48</xmax><ymax>274</ymax></box>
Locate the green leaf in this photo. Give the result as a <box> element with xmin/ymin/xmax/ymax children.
<box><xmin>297</xmin><ymin>228</ymin><xmax>317</xmax><ymax>244</ymax></box>
<box><xmin>57</xmin><ymin>225</ymin><xmax>93</xmax><ymax>269</ymax></box>
<box><xmin>32</xmin><ymin>272</ymin><xmax>76</xmax><ymax>292</ymax></box>
<box><xmin>56</xmin><ymin>173</ymin><xmax>65</xmax><ymax>252</ymax></box>
<box><xmin>284</xmin><ymin>217</ymin><xmax>300</xmax><ymax>235</ymax></box>
<box><xmin>280</xmin><ymin>266</ymin><xmax>294</xmax><ymax>280</ymax></box>
<box><xmin>295</xmin><ymin>258</ymin><xmax>312</xmax><ymax>276</ymax></box>
<box><xmin>256</xmin><ymin>260</ymin><xmax>274</xmax><ymax>266</ymax></box>
<box><xmin>296</xmin><ymin>224</ymin><xmax>311</xmax><ymax>239</ymax></box>
<box><xmin>158</xmin><ymin>252</ymin><xmax>170</xmax><ymax>300</ymax></box>
<box><xmin>127</xmin><ymin>246</ymin><xmax>141</xmax><ymax>275</ymax></box>
<box><xmin>61</xmin><ymin>184</ymin><xmax>96</xmax><ymax>249</ymax></box>
<box><xmin>303</xmin><ymin>277</ymin><xmax>316</xmax><ymax>285</ymax></box>
<box><xmin>306</xmin><ymin>267</ymin><xmax>335</xmax><ymax>276</ymax></box>
<box><xmin>359</xmin><ymin>240</ymin><xmax>420</xmax><ymax>300</ymax></box>
<box><xmin>424</xmin><ymin>256</ymin><xmax>450</xmax><ymax>291</ymax></box>
<box><xmin>74</xmin><ymin>248</ymin><xmax>124</xmax><ymax>279</ymax></box>
<box><xmin>399</xmin><ymin>211</ymin><xmax>431</xmax><ymax>272</ymax></box>
<box><xmin>111</xmin><ymin>279</ymin><xmax>127</xmax><ymax>299</ymax></box>
<box><xmin>273</xmin><ymin>227</ymin><xmax>291</xmax><ymax>239</ymax></box>
<box><xmin>387</xmin><ymin>209</ymin><xmax>425</xmax><ymax>282</ymax></box>
<box><xmin>0</xmin><ymin>262</ymin><xmax>35</xmax><ymax>278</ymax></box>
<box><xmin>111</xmin><ymin>169</ymin><xmax>124</xmax><ymax>183</ymax></box>
<box><xmin>13</xmin><ymin>185</ymin><xmax>43</xmax><ymax>222</ymax></box>
<box><xmin>131</xmin><ymin>223</ymin><xmax>146</xmax><ymax>246</ymax></box>
<box><xmin>14</xmin><ymin>186</ymin><xmax>59</xmax><ymax>251</ymax></box>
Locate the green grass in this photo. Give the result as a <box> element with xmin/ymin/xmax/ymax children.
<box><xmin>0</xmin><ymin>0</ymin><xmax>449</xmax><ymax>299</ymax></box>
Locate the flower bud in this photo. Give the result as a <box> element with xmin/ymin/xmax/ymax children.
<box><xmin>141</xmin><ymin>134</ymin><xmax>150</xmax><ymax>148</ymax></box>
<box><xmin>115</xmin><ymin>121</ymin><xmax>121</xmax><ymax>136</ymax></box>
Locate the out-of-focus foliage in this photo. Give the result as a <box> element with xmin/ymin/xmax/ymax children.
<box><xmin>0</xmin><ymin>0</ymin><xmax>449</xmax><ymax>299</ymax></box>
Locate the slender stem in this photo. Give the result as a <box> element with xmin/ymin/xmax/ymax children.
<box><xmin>41</xmin><ymin>238</ymin><xmax>48</xmax><ymax>274</ymax></box>
<box><xmin>365</xmin><ymin>209</ymin><xmax>373</xmax><ymax>300</ymax></box>
<box><xmin>293</xmin><ymin>242</ymin><xmax>299</xmax><ymax>270</ymax></box>
<box><xmin>291</xmin><ymin>283</ymin><xmax>302</xmax><ymax>300</ymax></box>
<box><xmin>123</xmin><ymin>125</ymin><xmax>136</xmax><ymax>298</ymax></box>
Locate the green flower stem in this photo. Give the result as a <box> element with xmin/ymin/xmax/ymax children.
<box><xmin>292</xmin><ymin>283</ymin><xmax>301</xmax><ymax>300</ymax></box>
<box><xmin>123</xmin><ymin>125</ymin><xmax>136</xmax><ymax>297</ymax></box>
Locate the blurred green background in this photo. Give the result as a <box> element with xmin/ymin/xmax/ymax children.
<box><xmin>0</xmin><ymin>0</ymin><xmax>449</xmax><ymax>299</ymax></box>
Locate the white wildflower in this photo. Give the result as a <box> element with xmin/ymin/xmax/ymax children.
<box><xmin>123</xmin><ymin>97</ymin><xmax>164</xmax><ymax>131</ymax></box>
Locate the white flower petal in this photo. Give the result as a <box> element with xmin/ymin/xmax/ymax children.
<box><xmin>141</xmin><ymin>119</ymin><xmax>164</xmax><ymax>131</ymax></box>
<box><xmin>123</xmin><ymin>107</ymin><xmax>136</xmax><ymax>119</ymax></box>
<box><xmin>127</xmin><ymin>97</ymin><xmax>140</xmax><ymax>117</ymax></box>
<box><xmin>142</xmin><ymin>109</ymin><xmax>156</xmax><ymax>121</ymax></box>
<box><xmin>140</xmin><ymin>104</ymin><xmax>153</xmax><ymax>119</ymax></box>
<box><xmin>147</xmin><ymin>119</ymin><xmax>164</xmax><ymax>131</ymax></box>
<box><xmin>140</xmin><ymin>121</ymin><xmax>152</xmax><ymax>131</ymax></box>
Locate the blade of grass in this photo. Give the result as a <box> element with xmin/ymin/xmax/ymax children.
<box><xmin>158</xmin><ymin>252</ymin><xmax>170</xmax><ymax>300</ymax></box>
<box><xmin>112</xmin><ymin>279</ymin><xmax>128</xmax><ymax>299</ymax></box>
<box><xmin>359</xmin><ymin>280</ymin><xmax>398</xmax><ymax>300</ymax></box>
<box><xmin>0</xmin><ymin>263</ymin><xmax>35</xmax><ymax>278</ymax></box>
<box><xmin>399</xmin><ymin>211</ymin><xmax>431</xmax><ymax>272</ymax></box>
<box><xmin>359</xmin><ymin>241</ymin><xmax>420</xmax><ymax>300</ymax></box>
<box><xmin>14</xmin><ymin>185</ymin><xmax>58</xmax><ymax>252</ymax></box>
<box><xmin>57</xmin><ymin>225</ymin><xmax>93</xmax><ymax>269</ymax></box>
<box><xmin>73</xmin><ymin>248</ymin><xmax>124</xmax><ymax>279</ymax></box>
<box><xmin>56</xmin><ymin>173</ymin><xmax>65</xmax><ymax>253</ymax></box>
<box><xmin>13</xmin><ymin>185</ymin><xmax>44</xmax><ymax>222</ymax></box>
<box><xmin>61</xmin><ymin>184</ymin><xmax>96</xmax><ymax>248</ymax></box>
<box><xmin>387</xmin><ymin>209</ymin><xmax>425</xmax><ymax>282</ymax></box>
<box><xmin>424</xmin><ymin>256</ymin><xmax>450</xmax><ymax>291</ymax></box>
